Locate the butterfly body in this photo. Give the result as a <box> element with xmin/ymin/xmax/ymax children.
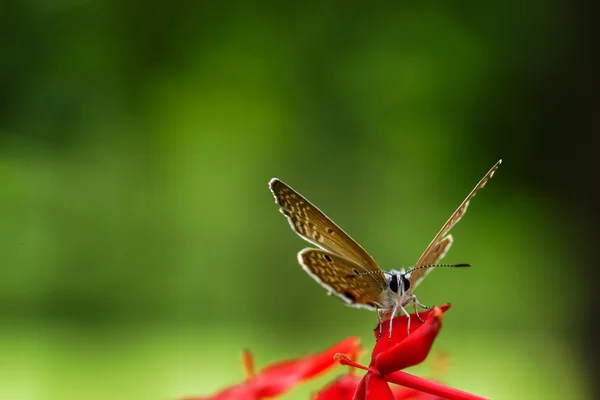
<box><xmin>270</xmin><ymin>160</ymin><xmax>501</xmax><ymax>338</ymax></box>
<box><xmin>298</xmin><ymin>245</ymin><xmax>415</xmax><ymax>325</ymax></box>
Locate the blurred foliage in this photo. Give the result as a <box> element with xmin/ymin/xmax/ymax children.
<box><xmin>0</xmin><ymin>1</ymin><xmax>593</xmax><ymax>400</ymax></box>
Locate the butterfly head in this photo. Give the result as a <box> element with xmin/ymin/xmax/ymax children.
<box><xmin>386</xmin><ymin>269</ymin><xmax>411</xmax><ymax>294</ymax></box>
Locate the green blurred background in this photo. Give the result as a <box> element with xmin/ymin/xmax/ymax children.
<box><xmin>1</xmin><ymin>1</ymin><xmax>597</xmax><ymax>399</ymax></box>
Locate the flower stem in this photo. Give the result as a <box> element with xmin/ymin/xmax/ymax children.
<box><xmin>384</xmin><ymin>370</ymin><xmax>490</xmax><ymax>400</ymax></box>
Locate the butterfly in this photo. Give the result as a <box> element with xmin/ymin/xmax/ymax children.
<box><xmin>269</xmin><ymin>160</ymin><xmax>501</xmax><ymax>340</ymax></box>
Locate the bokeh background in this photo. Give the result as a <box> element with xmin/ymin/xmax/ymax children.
<box><xmin>1</xmin><ymin>1</ymin><xmax>598</xmax><ymax>399</ymax></box>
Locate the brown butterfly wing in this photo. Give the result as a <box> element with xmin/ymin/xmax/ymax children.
<box><xmin>410</xmin><ymin>160</ymin><xmax>502</xmax><ymax>288</ymax></box>
<box><xmin>409</xmin><ymin>235</ymin><xmax>453</xmax><ymax>289</ymax></box>
<box><xmin>298</xmin><ymin>248</ymin><xmax>388</xmax><ymax>309</ymax></box>
<box><xmin>269</xmin><ymin>178</ymin><xmax>381</xmax><ymax>273</ymax></box>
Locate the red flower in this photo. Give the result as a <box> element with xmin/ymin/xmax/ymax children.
<box><xmin>370</xmin><ymin>305</ymin><xmax>451</xmax><ymax>374</ymax></box>
<box><xmin>335</xmin><ymin>304</ymin><xmax>489</xmax><ymax>400</ymax></box>
<box><xmin>181</xmin><ymin>305</ymin><xmax>489</xmax><ymax>400</ymax></box>
<box><xmin>314</xmin><ymin>369</ymin><xmax>445</xmax><ymax>400</ymax></box>
<box><xmin>313</xmin><ymin>373</ymin><xmax>363</xmax><ymax>400</ymax></box>
<box><xmin>181</xmin><ymin>337</ymin><xmax>361</xmax><ymax>400</ymax></box>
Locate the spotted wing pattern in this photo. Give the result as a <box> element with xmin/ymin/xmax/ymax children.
<box><xmin>410</xmin><ymin>160</ymin><xmax>502</xmax><ymax>288</ymax></box>
<box><xmin>269</xmin><ymin>178</ymin><xmax>381</xmax><ymax>272</ymax></box>
<box><xmin>298</xmin><ymin>248</ymin><xmax>388</xmax><ymax>309</ymax></box>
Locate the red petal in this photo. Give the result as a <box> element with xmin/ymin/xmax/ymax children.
<box><xmin>390</xmin><ymin>385</ymin><xmax>423</xmax><ymax>400</ymax></box>
<box><xmin>252</xmin><ymin>337</ymin><xmax>361</xmax><ymax>397</ymax></box>
<box><xmin>394</xmin><ymin>391</ymin><xmax>443</xmax><ymax>400</ymax></box>
<box><xmin>352</xmin><ymin>372</ymin><xmax>395</xmax><ymax>400</ymax></box>
<box><xmin>183</xmin><ymin>337</ymin><xmax>360</xmax><ymax>400</ymax></box>
<box><xmin>178</xmin><ymin>384</ymin><xmax>259</xmax><ymax>400</ymax></box>
<box><xmin>385</xmin><ymin>370</ymin><xmax>490</xmax><ymax>400</ymax></box>
<box><xmin>391</xmin><ymin>385</ymin><xmax>447</xmax><ymax>399</ymax></box>
<box><xmin>371</xmin><ymin>305</ymin><xmax>449</xmax><ymax>374</ymax></box>
<box><xmin>313</xmin><ymin>374</ymin><xmax>362</xmax><ymax>400</ymax></box>
<box><xmin>242</xmin><ymin>349</ymin><xmax>255</xmax><ymax>378</ymax></box>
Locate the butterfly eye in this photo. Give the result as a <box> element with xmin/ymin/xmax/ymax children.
<box><xmin>402</xmin><ymin>275</ymin><xmax>411</xmax><ymax>291</ymax></box>
<box><xmin>389</xmin><ymin>275</ymin><xmax>399</xmax><ymax>293</ymax></box>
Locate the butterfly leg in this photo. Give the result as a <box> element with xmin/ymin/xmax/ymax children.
<box><xmin>411</xmin><ymin>296</ymin><xmax>425</xmax><ymax>323</ymax></box>
<box><xmin>413</xmin><ymin>301</ymin><xmax>424</xmax><ymax>323</ymax></box>
<box><xmin>399</xmin><ymin>303</ymin><xmax>412</xmax><ymax>336</ymax></box>
<box><xmin>376</xmin><ymin>308</ymin><xmax>385</xmax><ymax>340</ymax></box>
<box><xmin>388</xmin><ymin>304</ymin><xmax>399</xmax><ymax>344</ymax></box>
<box><xmin>415</xmin><ymin>297</ymin><xmax>432</xmax><ymax>309</ymax></box>
<box><xmin>376</xmin><ymin>307</ymin><xmax>394</xmax><ymax>341</ymax></box>
<box><xmin>411</xmin><ymin>295</ymin><xmax>432</xmax><ymax>323</ymax></box>
<box><xmin>413</xmin><ymin>295</ymin><xmax>432</xmax><ymax>310</ymax></box>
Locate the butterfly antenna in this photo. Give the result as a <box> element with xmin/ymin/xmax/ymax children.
<box><xmin>404</xmin><ymin>263</ymin><xmax>470</xmax><ymax>276</ymax></box>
